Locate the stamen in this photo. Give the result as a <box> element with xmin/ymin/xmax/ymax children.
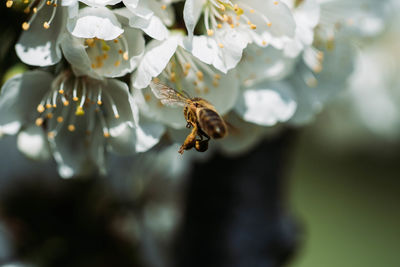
<box><xmin>6</xmin><ymin>0</ymin><xmax>13</xmax><ymax>8</ymax></box>
<box><xmin>102</xmin><ymin>90</ymin><xmax>120</xmax><ymax>119</ymax></box>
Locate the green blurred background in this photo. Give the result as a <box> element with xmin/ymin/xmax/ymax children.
<box><xmin>288</xmin><ymin>107</ymin><xmax>400</xmax><ymax>267</ymax></box>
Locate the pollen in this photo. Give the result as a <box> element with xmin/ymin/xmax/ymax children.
<box><xmin>75</xmin><ymin>106</ymin><xmax>85</xmax><ymax>116</ymax></box>
<box><xmin>123</xmin><ymin>52</ymin><xmax>129</xmax><ymax>61</ymax></box>
<box><xmin>207</xmin><ymin>29</ymin><xmax>214</xmax><ymax>36</ymax></box>
<box><xmin>35</xmin><ymin>118</ymin><xmax>44</xmax><ymax>126</ymax></box>
<box><xmin>250</xmin><ymin>24</ymin><xmax>257</xmax><ymax>29</ymax></box>
<box><xmin>113</xmin><ymin>39</ymin><xmax>119</xmax><ymax>43</ymax></box>
<box><xmin>68</xmin><ymin>124</ymin><xmax>76</xmax><ymax>132</ymax></box>
<box><xmin>22</xmin><ymin>22</ymin><xmax>30</xmax><ymax>31</ymax></box>
<box><xmin>43</xmin><ymin>22</ymin><xmax>50</xmax><ymax>29</ymax></box>
<box><xmin>73</xmin><ymin>96</ymin><xmax>79</xmax><ymax>102</ymax></box>
<box><xmin>114</xmin><ymin>114</ymin><xmax>120</xmax><ymax>119</ymax></box>
<box><xmin>196</xmin><ymin>71</ymin><xmax>204</xmax><ymax>81</ymax></box>
<box><xmin>6</xmin><ymin>0</ymin><xmax>13</xmax><ymax>8</ymax></box>
<box><xmin>57</xmin><ymin>116</ymin><xmax>63</xmax><ymax>123</ymax></box>
<box><xmin>37</xmin><ymin>104</ymin><xmax>45</xmax><ymax>113</ymax></box>
<box><xmin>267</xmin><ymin>22</ymin><xmax>272</xmax><ymax>27</ymax></box>
<box><xmin>217</xmin><ymin>23</ymin><xmax>222</xmax><ymax>29</ymax></box>
<box><xmin>59</xmin><ymin>89</ymin><xmax>64</xmax><ymax>94</ymax></box>
<box><xmin>97</xmin><ymin>100</ymin><xmax>102</xmax><ymax>106</ymax></box>
<box><xmin>63</xmin><ymin>100</ymin><xmax>69</xmax><ymax>106</ymax></box>
<box><xmin>45</xmin><ymin>103</ymin><xmax>52</xmax><ymax>109</ymax></box>
<box><xmin>46</xmin><ymin>1</ymin><xmax>51</xmax><ymax>5</ymax></box>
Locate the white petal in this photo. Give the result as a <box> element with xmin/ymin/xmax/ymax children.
<box><xmin>235</xmin><ymin>81</ymin><xmax>297</xmax><ymax>126</ymax></box>
<box><xmin>0</xmin><ymin>71</ymin><xmax>53</xmax><ymax>135</ymax></box>
<box><xmin>104</xmin><ymin>79</ymin><xmax>138</xmax><ymax>155</ymax></box>
<box><xmin>183</xmin><ymin>0</ymin><xmax>205</xmax><ymax>40</ymax></box>
<box><xmin>135</xmin><ymin>117</ymin><xmax>165</xmax><ymax>152</ymax></box>
<box><xmin>67</xmin><ymin>7</ymin><xmax>123</xmax><ymax>40</ymax></box>
<box><xmin>15</xmin><ymin>6</ymin><xmax>67</xmax><ymax>66</ymax></box>
<box><xmin>132</xmin><ymin>37</ymin><xmax>178</xmax><ymax>89</ymax></box>
<box><xmin>129</xmin><ymin>13</ymin><xmax>168</xmax><ymax>40</ymax></box>
<box><xmin>60</xmin><ymin>33</ymin><xmax>97</xmax><ymax>78</ymax></box>
<box><xmin>17</xmin><ymin>125</ymin><xmax>51</xmax><ymax>161</ymax></box>
<box><xmin>80</xmin><ymin>0</ymin><xmax>121</xmax><ymax>7</ymax></box>
<box><xmin>124</xmin><ymin>0</ymin><xmax>153</xmax><ymax>19</ymax></box>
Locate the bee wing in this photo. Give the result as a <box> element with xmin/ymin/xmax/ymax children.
<box><xmin>150</xmin><ymin>80</ymin><xmax>188</xmax><ymax>107</ymax></box>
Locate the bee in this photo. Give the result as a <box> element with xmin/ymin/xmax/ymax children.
<box><xmin>150</xmin><ymin>79</ymin><xmax>228</xmax><ymax>154</ymax></box>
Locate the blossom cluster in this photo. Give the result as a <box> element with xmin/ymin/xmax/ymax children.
<box><xmin>0</xmin><ymin>0</ymin><xmax>393</xmax><ymax>177</ymax></box>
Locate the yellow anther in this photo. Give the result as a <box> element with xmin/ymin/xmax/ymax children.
<box><xmin>170</xmin><ymin>72</ymin><xmax>176</xmax><ymax>82</ymax></box>
<box><xmin>63</xmin><ymin>100</ymin><xmax>69</xmax><ymax>106</ymax></box>
<box><xmin>91</xmin><ymin>63</ymin><xmax>96</xmax><ymax>69</ymax></box>
<box><xmin>113</xmin><ymin>39</ymin><xmax>119</xmax><ymax>43</ymax></box>
<box><xmin>161</xmin><ymin>4</ymin><xmax>166</xmax><ymax>10</ymax></box>
<box><xmin>57</xmin><ymin>116</ymin><xmax>63</xmax><ymax>123</ymax></box>
<box><xmin>230</xmin><ymin>24</ymin><xmax>235</xmax><ymax>28</ymax></box>
<box><xmin>73</xmin><ymin>96</ymin><xmax>79</xmax><ymax>102</ymax></box>
<box><xmin>274</xmin><ymin>1</ymin><xmax>278</xmax><ymax>5</ymax></box>
<box><xmin>262</xmin><ymin>40</ymin><xmax>267</xmax><ymax>46</ymax></box>
<box><xmin>118</xmin><ymin>49</ymin><xmax>123</xmax><ymax>54</ymax></box>
<box><xmin>217</xmin><ymin>24</ymin><xmax>222</xmax><ymax>29</ymax></box>
<box><xmin>313</xmin><ymin>65</ymin><xmax>323</xmax><ymax>73</ymax></box>
<box><xmin>114</xmin><ymin>114</ymin><xmax>120</xmax><ymax>119</ymax></box>
<box><xmin>185</xmin><ymin>63</ymin><xmax>191</xmax><ymax>69</ymax></box>
<box><xmin>35</xmin><ymin>118</ymin><xmax>44</xmax><ymax>126</ymax></box>
<box><xmin>23</xmin><ymin>0</ymin><xmax>29</xmax><ymax>2</ymax></box>
<box><xmin>250</xmin><ymin>24</ymin><xmax>257</xmax><ymax>30</ymax></box>
<box><xmin>144</xmin><ymin>94</ymin><xmax>151</xmax><ymax>102</ymax></box>
<box><xmin>235</xmin><ymin>7</ymin><xmax>243</xmax><ymax>15</ymax></box>
<box><xmin>196</xmin><ymin>71</ymin><xmax>204</xmax><ymax>81</ymax></box>
<box><xmin>220</xmin><ymin>4</ymin><xmax>225</xmax><ymax>11</ymax></box>
<box><xmin>317</xmin><ymin>51</ymin><xmax>324</xmax><ymax>61</ymax></box>
<box><xmin>153</xmin><ymin>77</ymin><xmax>160</xmax><ymax>83</ymax></box>
<box><xmin>213</xmin><ymin>80</ymin><xmax>219</xmax><ymax>87</ymax></box>
<box><xmin>207</xmin><ymin>29</ymin><xmax>214</xmax><ymax>36</ymax></box>
<box><xmin>214</xmin><ymin>74</ymin><xmax>221</xmax><ymax>80</ymax></box>
<box><xmin>97</xmin><ymin>100</ymin><xmax>102</xmax><ymax>105</ymax></box>
<box><xmin>103</xmin><ymin>53</ymin><xmax>108</xmax><ymax>59</ymax></box>
<box><xmin>123</xmin><ymin>52</ymin><xmax>129</xmax><ymax>61</ymax></box>
<box><xmin>37</xmin><ymin>104</ymin><xmax>45</xmax><ymax>113</ymax></box>
<box><xmin>103</xmin><ymin>132</ymin><xmax>110</xmax><ymax>138</ymax></box>
<box><xmin>46</xmin><ymin>113</ymin><xmax>53</xmax><ymax>119</ymax></box>
<box><xmin>114</xmin><ymin>60</ymin><xmax>121</xmax><ymax>67</ymax></box>
<box><xmin>52</xmin><ymin>3</ymin><xmax>57</xmax><ymax>6</ymax></box>
<box><xmin>24</xmin><ymin>7</ymin><xmax>30</xmax><ymax>13</ymax></box>
<box><xmin>75</xmin><ymin>106</ymin><xmax>85</xmax><ymax>116</ymax></box>
<box><xmin>102</xmin><ymin>42</ymin><xmax>110</xmax><ymax>51</ymax></box>
<box><xmin>234</xmin><ymin>4</ymin><xmax>239</xmax><ymax>11</ymax></box>
<box><xmin>47</xmin><ymin>131</ymin><xmax>55</xmax><ymax>138</ymax></box>
<box><xmin>46</xmin><ymin>1</ymin><xmax>51</xmax><ymax>5</ymax></box>
<box><xmin>52</xmin><ymin>104</ymin><xmax>57</xmax><ymax>108</ymax></box>
<box><xmin>267</xmin><ymin>22</ymin><xmax>272</xmax><ymax>27</ymax></box>
<box><xmin>6</xmin><ymin>0</ymin><xmax>13</xmax><ymax>8</ymax></box>
<box><xmin>223</xmin><ymin>14</ymin><xmax>229</xmax><ymax>22</ymax></box>
<box><xmin>33</xmin><ymin>7</ymin><xmax>37</xmax><ymax>12</ymax></box>
<box><xmin>68</xmin><ymin>125</ymin><xmax>75</xmax><ymax>132</ymax></box>
<box><xmin>86</xmin><ymin>38</ymin><xmax>95</xmax><ymax>47</ymax></box>
<box><xmin>250</xmin><ymin>9</ymin><xmax>255</xmax><ymax>13</ymax></box>
<box><xmin>22</xmin><ymin>22</ymin><xmax>30</xmax><ymax>31</ymax></box>
<box><xmin>218</xmin><ymin>43</ymin><xmax>224</xmax><ymax>48</ymax></box>
<box><xmin>43</xmin><ymin>22</ymin><xmax>50</xmax><ymax>29</ymax></box>
<box><xmin>59</xmin><ymin>89</ymin><xmax>64</xmax><ymax>94</ymax></box>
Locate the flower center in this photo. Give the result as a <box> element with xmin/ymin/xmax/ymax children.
<box><xmin>35</xmin><ymin>72</ymin><xmax>120</xmax><ymax>139</ymax></box>
<box><xmin>85</xmin><ymin>35</ymin><xmax>129</xmax><ymax>70</ymax></box>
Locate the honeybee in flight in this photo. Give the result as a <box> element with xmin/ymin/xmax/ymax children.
<box><xmin>150</xmin><ymin>79</ymin><xmax>228</xmax><ymax>154</ymax></box>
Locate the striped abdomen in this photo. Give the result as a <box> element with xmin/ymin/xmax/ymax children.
<box><xmin>198</xmin><ymin>108</ymin><xmax>227</xmax><ymax>139</ymax></box>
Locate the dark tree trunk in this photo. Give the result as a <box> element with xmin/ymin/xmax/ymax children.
<box><xmin>175</xmin><ymin>129</ymin><xmax>300</xmax><ymax>267</ymax></box>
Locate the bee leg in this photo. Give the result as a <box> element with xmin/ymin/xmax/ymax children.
<box><xmin>186</xmin><ymin>122</ymin><xmax>192</xmax><ymax>128</ymax></box>
<box><xmin>178</xmin><ymin>126</ymin><xmax>198</xmax><ymax>154</ymax></box>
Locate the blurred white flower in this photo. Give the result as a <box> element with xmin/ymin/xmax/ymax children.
<box><xmin>0</xmin><ymin>70</ymin><xmax>145</xmax><ymax>178</ymax></box>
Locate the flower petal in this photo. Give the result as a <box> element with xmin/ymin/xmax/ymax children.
<box><xmin>132</xmin><ymin>37</ymin><xmax>178</xmax><ymax>89</ymax></box>
<box><xmin>135</xmin><ymin>117</ymin><xmax>165</xmax><ymax>152</ymax></box>
<box><xmin>17</xmin><ymin>125</ymin><xmax>51</xmax><ymax>161</ymax></box>
<box><xmin>15</xmin><ymin>6</ymin><xmax>67</xmax><ymax>66</ymax></box>
<box><xmin>0</xmin><ymin>71</ymin><xmax>53</xmax><ymax>135</ymax></box>
<box><xmin>235</xmin><ymin>81</ymin><xmax>297</xmax><ymax>126</ymax></box>
<box><xmin>129</xmin><ymin>13</ymin><xmax>168</xmax><ymax>40</ymax></box>
<box><xmin>67</xmin><ymin>6</ymin><xmax>123</xmax><ymax>40</ymax></box>
<box><xmin>80</xmin><ymin>0</ymin><xmax>121</xmax><ymax>7</ymax></box>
